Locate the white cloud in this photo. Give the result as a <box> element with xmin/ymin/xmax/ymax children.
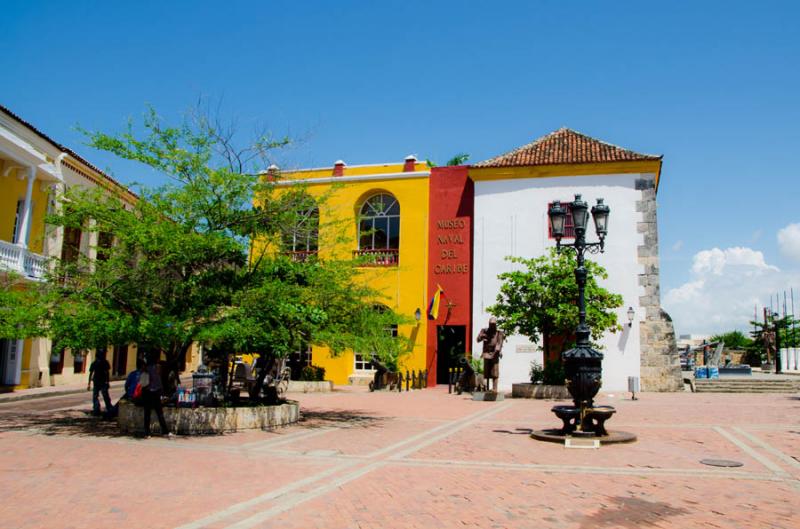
<box><xmin>664</xmin><ymin>247</ymin><xmax>799</xmax><ymax>335</ymax></box>
<box><xmin>777</xmin><ymin>223</ymin><xmax>800</xmax><ymax>262</ymax></box>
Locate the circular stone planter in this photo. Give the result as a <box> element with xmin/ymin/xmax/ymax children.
<box><xmin>287</xmin><ymin>380</ymin><xmax>334</xmax><ymax>393</ymax></box>
<box><xmin>117</xmin><ymin>399</ymin><xmax>300</xmax><ymax>435</ymax></box>
<box><xmin>511</xmin><ymin>383</ymin><xmax>570</xmax><ymax>399</ymax></box>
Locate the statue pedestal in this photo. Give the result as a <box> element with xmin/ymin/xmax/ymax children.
<box><xmin>471</xmin><ymin>391</ymin><xmax>504</xmax><ymax>402</ymax></box>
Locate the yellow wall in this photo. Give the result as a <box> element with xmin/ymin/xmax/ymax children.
<box><xmin>256</xmin><ymin>162</ymin><xmax>431</xmax><ymax>385</ymax></box>
<box><xmin>0</xmin><ymin>161</ymin><xmax>49</xmax><ymax>254</ymax></box>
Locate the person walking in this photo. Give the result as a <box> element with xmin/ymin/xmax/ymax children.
<box><xmin>87</xmin><ymin>349</ymin><xmax>113</xmax><ymax>417</ymax></box>
<box><xmin>142</xmin><ymin>355</ymin><xmax>170</xmax><ymax>438</ymax></box>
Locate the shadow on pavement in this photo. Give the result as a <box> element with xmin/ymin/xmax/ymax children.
<box><xmin>0</xmin><ymin>410</ymin><xmax>126</xmax><ymax>437</ymax></box>
<box><xmin>0</xmin><ymin>406</ymin><xmax>387</xmax><ymax>438</ymax></box>
<box><xmin>574</xmin><ymin>496</ymin><xmax>690</xmax><ymax>528</ymax></box>
<box><xmin>492</xmin><ymin>428</ymin><xmax>534</xmax><ymax>435</ymax></box>
<box><xmin>298</xmin><ymin>408</ymin><xmax>386</xmax><ymax>429</ymax></box>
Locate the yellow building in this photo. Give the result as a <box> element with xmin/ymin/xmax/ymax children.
<box><xmin>261</xmin><ymin>158</ymin><xmax>431</xmax><ymax>385</ymax></box>
<box><xmin>0</xmin><ymin>105</ymin><xmax>143</xmax><ymax>389</ymax></box>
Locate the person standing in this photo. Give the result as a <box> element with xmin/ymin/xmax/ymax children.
<box><xmin>87</xmin><ymin>349</ymin><xmax>113</xmax><ymax>417</ymax></box>
<box><xmin>142</xmin><ymin>355</ymin><xmax>170</xmax><ymax>437</ymax></box>
<box><xmin>477</xmin><ymin>317</ymin><xmax>505</xmax><ymax>392</ymax></box>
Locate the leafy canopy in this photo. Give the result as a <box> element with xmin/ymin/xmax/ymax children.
<box><xmin>488</xmin><ymin>249</ymin><xmax>623</xmax><ymax>355</ymax></box>
<box><xmin>19</xmin><ymin>105</ymin><xmax>407</xmax><ymax>386</ymax></box>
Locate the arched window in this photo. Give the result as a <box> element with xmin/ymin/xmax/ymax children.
<box><xmin>356</xmin><ymin>194</ymin><xmax>400</xmax><ymax>265</ymax></box>
<box><xmin>282</xmin><ymin>201</ymin><xmax>319</xmax><ymax>261</ymax></box>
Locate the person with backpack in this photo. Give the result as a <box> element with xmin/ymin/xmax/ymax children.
<box><xmin>124</xmin><ymin>359</ymin><xmax>145</xmax><ymax>400</ymax></box>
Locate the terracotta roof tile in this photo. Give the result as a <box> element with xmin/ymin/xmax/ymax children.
<box><xmin>475</xmin><ymin>128</ymin><xmax>662</xmax><ymax>168</ymax></box>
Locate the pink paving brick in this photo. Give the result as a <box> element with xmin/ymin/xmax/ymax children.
<box><xmin>0</xmin><ymin>388</ymin><xmax>798</xmax><ymax>529</ymax></box>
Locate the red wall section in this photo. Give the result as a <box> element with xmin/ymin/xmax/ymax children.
<box><xmin>426</xmin><ymin>166</ymin><xmax>474</xmax><ymax>385</ymax></box>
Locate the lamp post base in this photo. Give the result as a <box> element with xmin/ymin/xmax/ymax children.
<box><xmin>530</xmin><ymin>429</ymin><xmax>637</xmax><ymax>445</ymax></box>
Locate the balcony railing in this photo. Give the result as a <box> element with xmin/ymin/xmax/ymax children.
<box><xmin>284</xmin><ymin>250</ymin><xmax>318</xmax><ymax>263</ymax></box>
<box><xmin>352</xmin><ymin>248</ymin><xmax>399</xmax><ymax>267</ymax></box>
<box><xmin>0</xmin><ymin>239</ymin><xmax>47</xmax><ymax>280</ymax></box>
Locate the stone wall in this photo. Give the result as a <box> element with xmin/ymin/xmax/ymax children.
<box><xmin>118</xmin><ymin>400</ymin><xmax>300</xmax><ymax>435</ymax></box>
<box><xmin>287</xmin><ymin>380</ymin><xmax>334</xmax><ymax>393</ymax></box>
<box><xmin>636</xmin><ymin>175</ymin><xmax>683</xmax><ymax>391</ymax></box>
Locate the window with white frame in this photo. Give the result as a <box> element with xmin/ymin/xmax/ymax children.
<box><xmin>358</xmin><ymin>194</ymin><xmax>400</xmax><ymax>251</ymax></box>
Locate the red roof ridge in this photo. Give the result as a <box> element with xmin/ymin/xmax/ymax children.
<box><xmin>475</xmin><ymin>127</ymin><xmax>662</xmax><ymax>168</ymax></box>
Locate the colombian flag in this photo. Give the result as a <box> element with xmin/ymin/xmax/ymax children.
<box><xmin>428</xmin><ymin>284</ymin><xmax>445</xmax><ymax>320</ymax></box>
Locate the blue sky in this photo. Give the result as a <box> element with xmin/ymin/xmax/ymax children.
<box><xmin>3</xmin><ymin>1</ymin><xmax>799</xmax><ymax>334</ymax></box>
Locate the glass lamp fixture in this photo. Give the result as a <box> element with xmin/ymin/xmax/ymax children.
<box><xmin>591</xmin><ymin>198</ymin><xmax>610</xmax><ymax>240</ymax></box>
<box><xmin>548</xmin><ymin>201</ymin><xmax>566</xmax><ymax>242</ymax></box>
<box><xmin>570</xmin><ymin>194</ymin><xmax>590</xmax><ymax>233</ymax></box>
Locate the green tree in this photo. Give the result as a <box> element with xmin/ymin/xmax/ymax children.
<box><xmin>21</xmin><ymin>106</ymin><xmax>406</xmax><ymax>397</ymax></box>
<box><xmin>710</xmin><ymin>330</ymin><xmax>752</xmax><ymax>349</ymax></box>
<box><xmin>488</xmin><ymin>249</ymin><xmax>623</xmax><ymax>364</ymax></box>
<box><xmin>0</xmin><ymin>275</ymin><xmax>47</xmax><ymax>340</ymax></box>
<box><xmin>425</xmin><ymin>153</ymin><xmax>470</xmax><ymax>168</ymax></box>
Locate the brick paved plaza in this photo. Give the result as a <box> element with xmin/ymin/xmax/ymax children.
<box><xmin>1</xmin><ymin>386</ymin><xmax>798</xmax><ymax>529</ymax></box>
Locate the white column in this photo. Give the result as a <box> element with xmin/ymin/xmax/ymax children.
<box><xmin>16</xmin><ymin>166</ymin><xmax>36</xmax><ymax>271</ymax></box>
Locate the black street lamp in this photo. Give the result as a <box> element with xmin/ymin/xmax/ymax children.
<box><xmin>548</xmin><ymin>194</ymin><xmax>612</xmax><ymax>436</ymax></box>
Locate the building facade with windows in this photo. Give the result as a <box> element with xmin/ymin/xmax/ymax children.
<box><xmin>266</xmin><ymin>158</ymin><xmax>433</xmax><ymax>385</ymax></box>
<box><xmin>0</xmin><ymin>105</ymin><xmax>144</xmax><ymax>389</ymax></box>
<box><xmin>267</xmin><ymin>128</ymin><xmax>681</xmax><ymax>392</ymax></box>
<box><xmin>469</xmin><ymin>128</ymin><xmax>681</xmax><ymax>392</ymax></box>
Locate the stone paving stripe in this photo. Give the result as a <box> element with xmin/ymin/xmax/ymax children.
<box><xmin>224</xmin><ymin>461</ymin><xmax>390</xmax><ymax>529</ymax></box>
<box><xmin>172</xmin><ymin>462</ymin><xmax>353</xmax><ymax>529</ymax></box>
<box><xmin>713</xmin><ymin>426</ymin><xmax>790</xmax><ymax>477</ymax></box>
<box><xmin>219</xmin><ymin>403</ymin><xmax>514</xmax><ymax>529</ymax></box>
<box><xmin>398</xmin><ymin>457</ymin><xmax>786</xmax><ymax>482</ymax></box>
<box><xmin>388</xmin><ymin>402</ymin><xmax>513</xmax><ymax>460</ymax></box>
<box><xmin>366</xmin><ymin>403</ymin><xmax>511</xmax><ymax>459</ymax></box>
<box><xmin>242</xmin><ymin>427</ymin><xmax>335</xmax><ymax>451</ymax></box>
<box><xmin>732</xmin><ymin>426</ymin><xmax>800</xmax><ymax>470</ymax></box>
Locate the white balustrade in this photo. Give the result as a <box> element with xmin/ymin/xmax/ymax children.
<box><xmin>0</xmin><ymin>239</ymin><xmax>47</xmax><ymax>280</ymax></box>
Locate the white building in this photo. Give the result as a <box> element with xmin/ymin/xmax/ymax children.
<box><xmin>470</xmin><ymin>128</ymin><xmax>681</xmax><ymax>392</ymax></box>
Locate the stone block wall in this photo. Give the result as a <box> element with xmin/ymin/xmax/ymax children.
<box><xmin>636</xmin><ymin>176</ymin><xmax>683</xmax><ymax>391</ymax></box>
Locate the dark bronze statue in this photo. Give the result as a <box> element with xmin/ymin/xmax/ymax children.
<box><xmin>477</xmin><ymin>317</ymin><xmax>504</xmax><ymax>391</ymax></box>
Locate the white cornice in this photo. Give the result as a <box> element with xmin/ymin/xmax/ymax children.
<box><xmin>273</xmin><ymin>170</ymin><xmax>430</xmax><ymax>186</ymax></box>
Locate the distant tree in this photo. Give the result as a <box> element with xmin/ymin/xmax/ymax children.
<box><xmin>488</xmin><ymin>249</ymin><xmax>623</xmax><ymax>364</ymax></box>
<box><xmin>710</xmin><ymin>330</ymin><xmax>752</xmax><ymax>349</ymax></box>
<box><xmin>445</xmin><ymin>153</ymin><xmax>470</xmax><ymax>166</ymax></box>
<box><xmin>425</xmin><ymin>153</ymin><xmax>470</xmax><ymax>168</ymax></box>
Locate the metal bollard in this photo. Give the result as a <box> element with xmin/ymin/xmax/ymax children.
<box><xmin>448</xmin><ymin>368</ymin><xmax>452</xmax><ymax>393</ymax></box>
<box><xmin>406</xmin><ymin>370</ymin><xmax>410</xmax><ymax>391</ymax></box>
<box><xmin>398</xmin><ymin>371</ymin><xmax>403</xmax><ymax>392</ymax></box>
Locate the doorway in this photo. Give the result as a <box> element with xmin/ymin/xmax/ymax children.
<box><xmin>112</xmin><ymin>345</ymin><xmax>128</xmax><ymax>377</ymax></box>
<box><xmin>436</xmin><ymin>325</ymin><xmax>466</xmax><ymax>384</ymax></box>
<box><xmin>0</xmin><ymin>339</ymin><xmax>22</xmax><ymax>386</ymax></box>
